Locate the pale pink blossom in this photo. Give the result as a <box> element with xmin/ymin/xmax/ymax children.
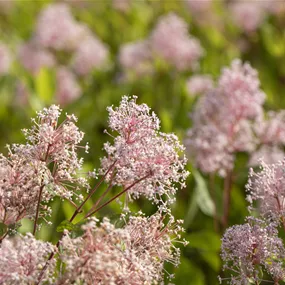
<box><xmin>35</xmin><ymin>3</ymin><xmax>88</xmax><ymax>51</ymax></box>
<box><xmin>55</xmin><ymin>67</ymin><xmax>81</xmax><ymax>105</ymax></box>
<box><xmin>101</xmin><ymin>96</ymin><xmax>189</xmax><ymax>205</ymax></box>
<box><xmin>118</xmin><ymin>40</ymin><xmax>153</xmax><ymax>77</ymax></box>
<box><xmin>72</xmin><ymin>35</ymin><xmax>109</xmax><ymax>76</ymax></box>
<box><xmin>0</xmin><ymin>105</ymin><xmax>88</xmax><ymax>225</ymax></box>
<box><xmin>0</xmin><ymin>233</ymin><xmax>56</xmax><ymax>284</ymax></box>
<box><xmin>186</xmin><ymin>74</ymin><xmax>213</xmax><ymax>96</ymax></box>
<box><xmin>59</xmin><ymin>212</ymin><xmax>183</xmax><ymax>284</ymax></box>
<box><xmin>186</xmin><ymin>60</ymin><xmax>264</xmax><ymax>176</ymax></box>
<box><xmin>151</xmin><ymin>13</ymin><xmax>203</xmax><ymax>70</ymax></box>
<box><xmin>18</xmin><ymin>41</ymin><xmax>55</xmax><ymax>75</ymax></box>
<box><xmin>249</xmin><ymin>145</ymin><xmax>285</xmax><ymax>167</ymax></box>
<box><xmin>254</xmin><ymin>111</ymin><xmax>285</xmax><ymax>145</ymax></box>
<box><xmin>229</xmin><ymin>1</ymin><xmax>267</xmax><ymax>33</ymax></box>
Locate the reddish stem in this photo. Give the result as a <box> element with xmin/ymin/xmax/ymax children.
<box><xmin>222</xmin><ymin>170</ymin><xmax>233</xmax><ymax>230</ymax></box>
<box><xmin>33</xmin><ymin>144</ymin><xmax>51</xmax><ymax>235</ymax></box>
<box><xmin>85</xmin><ymin>173</ymin><xmax>150</xmax><ymax>219</ymax></box>
<box><xmin>69</xmin><ymin>160</ymin><xmax>117</xmax><ymax>223</ymax></box>
<box><xmin>209</xmin><ymin>173</ymin><xmax>219</xmax><ymax>233</ymax></box>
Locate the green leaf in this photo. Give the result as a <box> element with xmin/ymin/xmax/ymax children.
<box><xmin>56</xmin><ymin>220</ymin><xmax>76</xmax><ymax>233</ymax></box>
<box><xmin>35</xmin><ymin>68</ymin><xmax>54</xmax><ymax>104</ymax></box>
<box><xmin>0</xmin><ymin>223</ymin><xmax>7</xmax><ymax>236</ymax></box>
<box><xmin>173</xmin><ymin>257</ymin><xmax>205</xmax><ymax>285</ymax></box>
<box><xmin>184</xmin><ymin>190</ymin><xmax>199</xmax><ymax>228</ymax></box>
<box><xmin>192</xmin><ymin>169</ymin><xmax>214</xmax><ymax>217</ymax></box>
<box><xmin>187</xmin><ymin>230</ymin><xmax>221</xmax><ymax>252</ymax></box>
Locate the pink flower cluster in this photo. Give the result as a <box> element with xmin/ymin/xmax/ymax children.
<box><xmin>100</xmin><ymin>96</ymin><xmax>189</xmax><ymax>206</ymax></box>
<box><xmin>186</xmin><ymin>59</ymin><xmax>265</xmax><ymax>176</ymax></box>
<box><xmin>186</xmin><ymin>74</ymin><xmax>214</xmax><ymax>96</ymax></box>
<box><xmin>0</xmin><ymin>233</ymin><xmax>56</xmax><ymax>284</ymax></box>
<box><xmin>0</xmin><ymin>97</ymin><xmax>188</xmax><ymax>284</ymax></box>
<box><xmin>0</xmin><ymin>105</ymin><xmax>88</xmax><ymax>225</ymax></box>
<box><xmin>17</xmin><ymin>3</ymin><xmax>109</xmax><ymax>105</ymax></box>
<box><xmin>229</xmin><ymin>1</ymin><xmax>271</xmax><ymax>33</ymax></box>
<box><xmin>118</xmin><ymin>13</ymin><xmax>203</xmax><ymax>78</ymax></box>
<box><xmin>59</xmin><ymin>212</ymin><xmax>184</xmax><ymax>284</ymax></box>
<box><xmin>221</xmin><ymin>218</ymin><xmax>285</xmax><ymax>285</ymax></box>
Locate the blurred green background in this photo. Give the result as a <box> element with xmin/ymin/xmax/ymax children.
<box><xmin>0</xmin><ymin>0</ymin><xmax>284</xmax><ymax>284</ymax></box>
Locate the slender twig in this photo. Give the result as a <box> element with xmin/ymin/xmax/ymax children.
<box><xmin>85</xmin><ymin>173</ymin><xmax>151</xmax><ymax>219</ymax></box>
<box><xmin>36</xmin><ymin>161</ymin><xmax>117</xmax><ymax>284</ymax></box>
<box><xmin>69</xmin><ymin>160</ymin><xmax>117</xmax><ymax>223</ymax></box>
<box><xmin>222</xmin><ymin>170</ymin><xmax>233</xmax><ymax>230</ymax></box>
<box><xmin>32</xmin><ymin>144</ymin><xmax>51</xmax><ymax>235</ymax></box>
<box><xmin>33</xmin><ymin>184</ymin><xmax>45</xmax><ymax>235</ymax></box>
<box><xmin>85</xmin><ymin>171</ymin><xmax>116</xmax><ymax>218</ymax></box>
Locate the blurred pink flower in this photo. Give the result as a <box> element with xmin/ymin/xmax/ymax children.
<box><xmin>18</xmin><ymin>41</ymin><xmax>55</xmax><ymax>75</ymax></box>
<box><xmin>186</xmin><ymin>74</ymin><xmax>214</xmax><ymax>96</ymax></box>
<box><xmin>72</xmin><ymin>35</ymin><xmax>109</xmax><ymax>76</ymax></box>
<box><xmin>186</xmin><ymin>60</ymin><xmax>265</xmax><ymax>176</ymax></box>
<box><xmin>249</xmin><ymin>145</ymin><xmax>284</xmax><ymax>167</ymax></box>
<box><xmin>150</xmin><ymin>13</ymin><xmax>203</xmax><ymax>70</ymax></box>
<box><xmin>229</xmin><ymin>1</ymin><xmax>267</xmax><ymax>33</ymax></box>
<box><xmin>35</xmin><ymin>3</ymin><xmax>89</xmax><ymax>51</ymax></box>
<box><xmin>55</xmin><ymin>67</ymin><xmax>82</xmax><ymax>105</ymax></box>
<box><xmin>118</xmin><ymin>40</ymin><xmax>153</xmax><ymax>77</ymax></box>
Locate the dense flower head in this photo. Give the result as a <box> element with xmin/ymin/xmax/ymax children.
<box><xmin>59</xmin><ymin>212</ymin><xmax>183</xmax><ymax>284</ymax></box>
<box><xmin>0</xmin><ymin>152</ymin><xmax>47</xmax><ymax>225</ymax></box>
<box><xmin>221</xmin><ymin>218</ymin><xmax>285</xmax><ymax>284</ymax></box>
<box><xmin>246</xmin><ymin>160</ymin><xmax>285</xmax><ymax>222</ymax></box>
<box><xmin>150</xmin><ymin>13</ymin><xmax>203</xmax><ymax>70</ymax></box>
<box><xmin>18</xmin><ymin>41</ymin><xmax>55</xmax><ymax>75</ymax></box>
<box><xmin>118</xmin><ymin>40</ymin><xmax>153</xmax><ymax>77</ymax></box>
<box><xmin>100</xmin><ymin>96</ymin><xmax>189</xmax><ymax>205</ymax></box>
<box><xmin>0</xmin><ymin>105</ymin><xmax>88</xmax><ymax>225</ymax></box>
<box><xmin>35</xmin><ymin>3</ymin><xmax>88</xmax><ymax>51</ymax></box>
<box><xmin>186</xmin><ymin>74</ymin><xmax>214</xmax><ymax>96</ymax></box>
<box><xmin>72</xmin><ymin>35</ymin><xmax>109</xmax><ymax>76</ymax></box>
<box><xmin>22</xmin><ymin>105</ymin><xmax>88</xmax><ymax>194</ymax></box>
<box><xmin>0</xmin><ymin>42</ymin><xmax>12</xmax><ymax>76</ymax></box>
<box><xmin>186</xmin><ymin>59</ymin><xmax>265</xmax><ymax>176</ymax></box>
<box><xmin>0</xmin><ymin>233</ymin><xmax>56</xmax><ymax>284</ymax></box>
<box><xmin>55</xmin><ymin>66</ymin><xmax>82</xmax><ymax>105</ymax></box>
<box><xmin>218</xmin><ymin>59</ymin><xmax>265</xmax><ymax>119</ymax></box>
